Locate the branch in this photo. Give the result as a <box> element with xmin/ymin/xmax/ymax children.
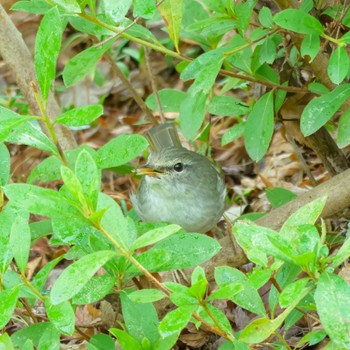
<box><xmin>0</xmin><ymin>5</ymin><xmax>76</xmax><ymax>151</ymax></box>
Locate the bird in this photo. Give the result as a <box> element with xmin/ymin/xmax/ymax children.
<box><xmin>131</xmin><ymin>124</ymin><xmax>226</xmax><ymax>232</ymax></box>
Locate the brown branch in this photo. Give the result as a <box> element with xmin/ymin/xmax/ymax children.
<box><xmin>0</xmin><ymin>5</ymin><xmax>76</xmax><ymax>151</ymax></box>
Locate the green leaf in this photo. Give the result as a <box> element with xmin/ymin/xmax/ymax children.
<box><xmin>235</xmin><ymin>0</ymin><xmax>257</xmax><ymax>36</ymax></box>
<box><xmin>88</xmin><ymin>334</ymin><xmax>115</xmax><ymax>350</ymax></box>
<box><xmin>214</xmin><ymin>266</ymin><xmax>266</xmax><ymax>316</ymax></box>
<box><xmin>11</xmin><ymin>0</ymin><xmax>52</xmax><ymax>14</ymax></box>
<box><xmin>266</xmin><ymin>187</ymin><xmax>297</xmax><ymax>208</ymax></box>
<box><xmin>0</xmin><ymin>143</ymin><xmax>10</xmax><ymax>186</ymax></box>
<box><xmin>274</xmin><ymin>9</ymin><xmax>324</xmax><ymax>35</ymax></box>
<box><xmin>10</xmin><ymin>214</ymin><xmax>31</xmax><ymax>275</ymax></box>
<box><xmin>328</xmin><ymin>46</ymin><xmax>350</xmax><ymax>85</ymax></box>
<box><xmin>0</xmin><ymin>333</ymin><xmax>14</xmax><ymax>350</ymax></box>
<box><xmin>133</xmin><ymin>0</ymin><xmax>156</xmax><ymax>19</ymax></box>
<box><xmin>338</xmin><ymin>107</ymin><xmax>350</xmax><ymax>148</ymax></box>
<box><xmin>280</xmin><ymin>196</ymin><xmax>327</xmax><ymax>235</ymax></box>
<box><xmin>207</xmin><ymin>96</ymin><xmax>249</xmax><ymax>116</ymax></box>
<box><xmin>63</xmin><ymin>39</ymin><xmax>115</xmax><ymax>87</ymax></box>
<box><xmin>72</xmin><ymin>274</ymin><xmax>115</xmax><ymax>304</ymax></box>
<box><xmin>35</xmin><ymin>7</ymin><xmax>64</xmax><ymax>101</ymax></box>
<box><xmin>99</xmin><ymin>0</ymin><xmax>132</xmax><ymax>22</ymax></box>
<box><xmin>221</xmin><ymin>123</ymin><xmax>245</xmax><ymax>145</ymax></box>
<box><xmin>301</xmin><ymin>33</ymin><xmax>320</xmax><ymax>62</ymax></box>
<box><xmin>331</xmin><ymin>235</ymin><xmax>350</xmax><ymax>269</ymax></box>
<box><xmin>279</xmin><ymin>277</ymin><xmax>310</xmax><ymax>308</ymax></box>
<box><xmin>32</xmin><ymin>255</ymin><xmax>63</xmax><ymax>292</ymax></box>
<box><xmin>134</xmin><ymin>232</ymin><xmax>221</xmax><ymax>272</ymax></box>
<box><xmin>50</xmin><ymin>250</ymin><xmax>116</xmax><ymax>304</ymax></box>
<box><xmin>307</xmin><ymin>81</ymin><xmax>329</xmax><ymax>95</ymax></box>
<box><xmin>259</xmin><ymin>6</ymin><xmax>273</xmax><ymax>27</ymax></box>
<box><xmin>159</xmin><ymin>0</ymin><xmax>183</xmax><ymax>52</ymax></box>
<box><xmin>61</xmin><ymin>166</ymin><xmax>85</xmax><ymax>205</ymax></box>
<box><xmin>314</xmin><ymin>272</ymin><xmax>350</xmax><ymax>348</ymax></box>
<box><xmin>259</xmin><ymin>37</ymin><xmax>276</xmax><ymax>64</ymax></box>
<box><xmin>297</xmin><ymin>330</ymin><xmax>327</xmax><ymax>347</ymax></box>
<box><xmin>4</xmin><ymin>184</ymin><xmax>82</xmax><ymax>219</ymax></box>
<box><xmin>0</xmin><ymin>286</ymin><xmax>19</xmax><ymax>329</ymax></box>
<box><xmin>51</xmin><ymin>0</ymin><xmax>81</xmax><ymax>12</ymax></box>
<box><xmin>207</xmin><ymin>283</ymin><xmax>243</xmax><ymax>301</ymax></box>
<box><xmin>180</xmin><ymin>90</ymin><xmax>207</xmax><ymax>140</ymax></box>
<box><xmin>132</xmin><ymin>224</ymin><xmax>181</xmax><ymax>250</ymax></box>
<box><xmin>96</xmin><ymin>134</ymin><xmax>148</xmax><ymax>169</ymax></box>
<box><xmin>109</xmin><ymin>329</ymin><xmax>142</xmax><ymax>350</ymax></box>
<box><xmin>301</xmin><ymin>84</ymin><xmax>350</xmax><ymax>136</ymax></box>
<box><xmin>6</xmin><ymin>121</ymin><xmax>58</xmax><ymax>155</ymax></box>
<box><xmin>55</xmin><ymin>105</ymin><xmax>103</xmax><ymax>126</ymax></box>
<box><xmin>159</xmin><ymin>305</ymin><xmax>196</xmax><ymax>337</ymax></box>
<box><xmin>27</xmin><ymin>145</ymin><xmax>95</xmax><ymax>184</ymax></box>
<box><xmin>145</xmin><ymin>89</ymin><xmax>186</xmax><ymax>112</ymax></box>
<box><xmin>120</xmin><ymin>291</ymin><xmax>159</xmax><ymax>344</ymax></box>
<box><xmin>11</xmin><ymin>322</ymin><xmax>52</xmax><ymax>348</ymax></box>
<box><xmin>45</xmin><ymin>298</ymin><xmax>75</xmax><ymax>335</ymax></box>
<box><xmin>97</xmin><ymin>193</ymin><xmax>131</xmax><ymax>249</ymax></box>
<box><xmin>37</xmin><ymin>323</ymin><xmax>60</xmax><ymax>350</ymax></box>
<box><xmin>0</xmin><ymin>106</ymin><xmax>35</xmax><ymax>142</ymax></box>
<box><xmin>128</xmin><ymin>289</ymin><xmax>166</xmax><ymax>303</ymax></box>
<box><xmin>244</xmin><ymin>91</ymin><xmax>274</xmax><ymax>161</ymax></box>
<box><xmin>75</xmin><ymin>150</ymin><xmax>101</xmax><ymax>211</ymax></box>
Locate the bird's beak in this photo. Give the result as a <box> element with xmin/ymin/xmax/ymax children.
<box><xmin>133</xmin><ymin>166</ymin><xmax>163</xmax><ymax>177</ymax></box>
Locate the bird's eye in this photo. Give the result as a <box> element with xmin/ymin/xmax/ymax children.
<box><xmin>173</xmin><ymin>162</ymin><xmax>184</xmax><ymax>172</ymax></box>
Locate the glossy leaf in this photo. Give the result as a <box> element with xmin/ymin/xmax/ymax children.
<box><xmin>50</xmin><ymin>250</ymin><xmax>116</xmax><ymax>304</ymax></box>
<box><xmin>215</xmin><ymin>266</ymin><xmax>266</xmax><ymax>316</ymax></box>
<box><xmin>51</xmin><ymin>0</ymin><xmax>80</xmax><ymax>12</ymax></box>
<box><xmin>301</xmin><ymin>33</ymin><xmax>320</xmax><ymax>62</ymax></box>
<box><xmin>274</xmin><ymin>9</ymin><xmax>324</xmax><ymax>35</ymax></box>
<box><xmin>109</xmin><ymin>329</ymin><xmax>142</xmax><ymax>350</ymax></box>
<box><xmin>96</xmin><ymin>134</ymin><xmax>148</xmax><ymax>169</ymax></box>
<box><xmin>45</xmin><ymin>298</ymin><xmax>75</xmax><ymax>335</ymax></box>
<box><xmin>0</xmin><ymin>333</ymin><xmax>14</xmax><ymax>350</ymax></box>
<box><xmin>280</xmin><ymin>196</ymin><xmax>327</xmax><ymax>235</ymax></box>
<box><xmin>159</xmin><ymin>305</ymin><xmax>196</xmax><ymax>337</ymax></box>
<box><xmin>159</xmin><ymin>0</ymin><xmax>183</xmax><ymax>52</ymax></box>
<box><xmin>266</xmin><ymin>187</ymin><xmax>297</xmax><ymax>208</ymax></box>
<box><xmin>63</xmin><ymin>40</ymin><xmax>115</xmax><ymax>87</ymax></box>
<box><xmin>4</xmin><ymin>184</ymin><xmax>82</xmax><ymax>219</ymax></box>
<box><xmin>11</xmin><ymin>0</ymin><xmax>52</xmax><ymax>14</ymax></box>
<box><xmin>338</xmin><ymin>107</ymin><xmax>350</xmax><ymax>147</ymax></box>
<box><xmin>0</xmin><ymin>143</ymin><xmax>10</xmax><ymax>186</ymax></box>
<box><xmin>0</xmin><ymin>286</ymin><xmax>19</xmax><ymax>329</ymax></box>
<box><xmin>133</xmin><ymin>0</ymin><xmax>156</xmax><ymax>19</ymax></box>
<box><xmin>6</xmin><ymin>121</ymin><xmax>58</xmax><ymax>155</ymax></box>
<box><xmin>279</xmin><ymin>278</ymin><xmax>310</xmax><ymax>308</ymax></box>
<box><xmin>99</xmin><ymin>0</ymin><xmax>132</xmax><ymax>21</ymax></box>
<box><xmin>120</xmin><ymin>291</ymin><xmax>159</xmax><ymax>344</ymax></box>
<box><xmin>75</xmin><ymin>150</ymin><xmax>101</xmax><ymax>210</ymax></box>
<box><xmin>179</xmin><ymin>90</ymin><xmax>207</xmax><ymax>140</ymax></box>
<box><xmin>35</xmin><ymin>7</ymin><xmax>64</xmax><ymax>101</ymax></box>
<box><xmin>301</xmin><ymin>84</ymin><xmax>350</xmax><ymax>136</ymax></box>
<box><xmin>10</xmin><ymin>214</ymin><xmax>31</xmax><ymax>274</ymax></box>
<box><xmin>314</xmin><ymin>272</ymin><xmax>350</xmax><ymax>348</ymax></box>
<box><xmin>132</xmin><ymin>224</ymin><xmax>181</xmax><ymax>250</ymax></box>
<box><xmin>259</xmin><ymin>6</ymin><xmax>273</xmax><ymax>27</ymax></box>
<box><xmin>244</xmin><ymin>91</ymin><xmax>274</xmax><ymax>161</ymax></box>
<box><xmin>72</xmin><ymin>274</ymin><xmax>115</xmax><ymax>304</ymax></box>
<box><xmin>221</xmin><ymin>123</ymin><xmax>245</xmax><ymax>145</ymax></box>
<box><xmin>133</xmin><ymin>232</ymin><xmax>221</xmax><ymax>273</ymax></box>
<box><xmin>0</xmin><ymin>106</ymin><xmax>34</xmax><ymax>142</ymax></box>
<box><xmin>55</xmin><ymin>105</ymin><xmax>103</xmax><ymax>126</ymax></box>
<box><xmin>146</xmin><ymin>89</ymin><xmax>186</xmax><ymax>112</ymax></box>
<box><xmin>208</xmin><ymin>96</ymin><xmax>249</xmax><ymax>116</ymax></box>
<box><xmin>128</xmin><ymin>289</ymin><xmax>166</xmax><ymax>303</ymax></box>
<box><xmin>328</xmin><ymin>46</ymin><xmax>350</xmax><ymax>85</ymax></box>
